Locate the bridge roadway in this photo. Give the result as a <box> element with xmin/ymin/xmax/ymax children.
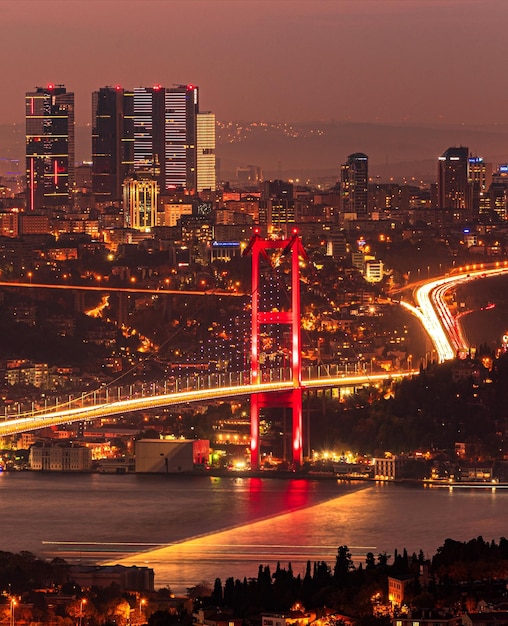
<box><xmin>0</xmin><ymin>371</ymin><xmax>406</xmax><ymax>436</ymax></box>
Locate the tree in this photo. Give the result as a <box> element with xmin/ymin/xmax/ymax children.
<box><xmin>334</xmin><ymin>545</ymin><xmax>354</xmax><ymax>586</ymax></box>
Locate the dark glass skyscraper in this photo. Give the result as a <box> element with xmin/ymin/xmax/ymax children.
<box><xmin>340</xmin><ymin>152</ymin><xmax>369</xmax><ymax>218</ymax></box>
<box><xmin>92</xmin><ymin>86</ymin><xmax>134</xmax><ymax>204</ymax></box>
<box><xmin>438</xmin><ymin>146</ymin><xmax>471</xmax><ymax>214</ymax></box>
<box><xmin>26</xmin><ymin>85</ymin><xmax>75</xmax><ymax>211</ymax></box>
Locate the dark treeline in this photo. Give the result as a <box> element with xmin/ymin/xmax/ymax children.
<box><xmin>3</xmin><ymin>537</ymin><xmax>508</xmax><ymax>625</ymax></box>
<box><xmin>307</xmin><ymin>351</ymin><xmax>508</xmax><ymax>458</ymax></box>
<box><xmin>195</xmin><ymin>536</ymin><xmax>508</xmax><ymax>618</ymax></box>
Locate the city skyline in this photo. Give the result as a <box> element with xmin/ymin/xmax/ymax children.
<box><xmin>1</xmin><ymin>0</ymin><xmax>508</xmax><ymax>127</ymax></box>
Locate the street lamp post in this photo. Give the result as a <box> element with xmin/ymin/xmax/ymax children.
<box><xmin>79</xmin><ymin>598</ymin><xmax>87</xmax><ymax>626</ymax></box>
<box><xmin>139</xmin><ymin>598</ymin><xmax>146</xmax><ymax>625</ymax></box>
<box><xmin>10</xmin><ymin>597</ymin><xmax>16</xmax><ymax>626</ymax></box>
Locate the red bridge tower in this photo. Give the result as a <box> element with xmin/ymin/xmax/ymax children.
<box><xmin>244</xmin><ymin>230</ymin><xmax>307</xmax><ymax>470</ymax></box>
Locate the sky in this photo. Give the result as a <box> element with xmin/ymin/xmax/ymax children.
<box><xmin>1</xmin><ymin>0</ymin><xmax>508</xmax><ymax>126</ymax></box>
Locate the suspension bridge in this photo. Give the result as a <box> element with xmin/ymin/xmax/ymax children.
<box><xmin>2</xmin><ymin>233</ymin><xmax>507</xmax><ymax>467</ymax></box>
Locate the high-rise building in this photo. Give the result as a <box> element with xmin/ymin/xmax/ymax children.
<box><xmin>438</xmin><ymin>147</ymin><xmax>471</xmax><ymax>215</ymax></box>
<box><xmin>340</xmin><ymin>153</ymin><xmax>368</xmax><ymax>218</ymax></box>
<box><xmin>92</xmin><ymin>83</ymin><xmax>207</xmax><ymax>199</ymax></box>
<box><xmin>26</xmin><ymin>85</ymin><xmax>75</xmax><ymax>211</ymax></box>
<box><xmin>132</xmin><ymin>86</ymin><xmax>164</xmax><ymax>178</ymax></box>
<box><xmin>130</xmin><ymin>84</ymin><xmax>199</xmax><ymax>193</ymax></box>
<box><xmin>163</xmin><ymin>85</ymin><xmax>198</xmax><ymax>193</ymax></box>
<box><xmin>196</xmin><ymin>112</ymin><xmax>216</xmax><ymax>192</ymax></box>
<box><xmin>92</xmin><ymin>86</ymin><xmax>134</xmax><ymax>204</ymax></box>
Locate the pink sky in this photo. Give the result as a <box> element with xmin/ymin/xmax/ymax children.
<box><xmin>1</xmin><ymin>0</ymin><xmax>507</xmax><ymax>125</ymax></box>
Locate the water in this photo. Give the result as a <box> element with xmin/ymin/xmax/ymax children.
<box><xmin>1</xmin><ymin>472</ymin><xmax>507</xmax><ymax>593</ymax></box>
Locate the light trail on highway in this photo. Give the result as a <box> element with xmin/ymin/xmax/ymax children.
<box><xmin>0</xmin><ymin>372</ymin><xmax>407</xmax><ymax>437</ymax></box>
<box><xmin>0</xmin><ymin>280</ymin><xmax>245</xmax><ymax>297</ymax></box>
<box><xmin>400</xmin><ymin>265</ymin><xmax>508</xmax><ymax>362</ymax></box>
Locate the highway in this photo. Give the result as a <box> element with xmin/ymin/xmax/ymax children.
<box><xmin>400</xmin><ymin>265</ymin><xmax>508</xmax><ymax>362</ymax></box>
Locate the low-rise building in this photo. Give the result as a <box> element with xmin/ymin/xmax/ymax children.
<box><xmin>29</xmin><ymin>442</ymin><xmax>92</xmax><ymax>471</ymax></box>
<box><xmin>68</xmin><ymin>564</ymin><xmax>154</xmax><ymax>592</ymax></box>
<box><xmin>135</xmin><ymin>439</ymin><xmax>209</xmax><ymax>473</ymax></box>
<box><xmin>374</xmin><ymin>456</ymin><xmax>408</xmax><ymax>480</ymax></box>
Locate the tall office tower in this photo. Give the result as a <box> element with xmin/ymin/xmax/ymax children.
<box><xmin>92</xmin><ymin>86</ymin><xmax>134</xmax><ymax>204</ymax></box>
<box><xmin>340</xmin><ymin>153</ymin><xmax>369</xmax><ymax>218</ymax></box>
<box><xmin>26</xmin><ymin>85</ymin><xmax>75</xmax><ymax>211</ymax></box>
<box><xmin>164</xmin><ymin>85</ymin><xmax>198</xmax><ymax>193</ymax></box>
<box><xmin>438</xmin><ymin>147</ymin><xmax>471</xmax><ymax>216</ymax></box>
<box><xmin>196</xmin><ymin>112</ymin><xmax>216</xmax><ymax>192</ymax></box>
<box><xmin>132</xmin><ymin>86</ymin><xmax>164</xmax><ymax>177</ymax></box>
<box><xmin>130</xmin><ymin>84</ymin><xmax>198</xmax><ymax>194</ymax></box>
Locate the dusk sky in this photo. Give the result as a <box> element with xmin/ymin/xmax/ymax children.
<box><xmin>2</xmin><ymin>0</ymin><xmax>508</xmax><ymax>126</ymax></box>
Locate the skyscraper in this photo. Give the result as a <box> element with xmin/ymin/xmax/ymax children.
<box><xmin>92</xmin><ymin>86</ymin><xmax>134</xmax><ymax>204</ymax></box>
<box><xmin>132</xmin><ymin>85</ymin><xmax>164</xmax><ymax>178</ymax></box>
<box><xmin>438</xmin><ymin>146</ymin><xmax>471</xmax><ymax>216</ymax></box>
<box><xmin>92</xmin><ymin>83</ymin><xmax>208</xmax><ymax>200</ymax></box>
<box><xmin>26</xmin><ymin>85</ymin><xmax>75</xmax><ymax>211</ymax></box>
<box><xmin>340</xmin><ymin>153</ymin><xmax>368</xmax><ymax>218</ymax></box>
<box><xmin>163</xmin><ymin>85</ymin><xmax>198</xmax><ymax>193</ymax></box>
<box><xmin>196</xmin><ymin>111</ymin><xmax>216</xmax><ymax>192</ymax></box>
<box><xmin>130</xmin><ymin>84</ymin><xmax>199</xmax><ymax>193</ymax></box>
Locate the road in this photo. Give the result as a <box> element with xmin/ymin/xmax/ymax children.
<box><xmin>0</xmin><ymin>280</ymin><xmax>245</xmax><ymax>297</ymax></box>
<box><xmin>0</xmin><ymin>371</ymin><xmax>408</xmax><ymax>436</ymax></box>
<box><xmin>400</xmin><ymin>265</ymin><xmax>508</xmax><ymax>362</ymax></box>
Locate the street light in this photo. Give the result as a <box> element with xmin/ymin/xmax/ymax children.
<box><xmin>79</xmin><ymin>598</ymin><xmax>87</xmax><ymax>626</ymax></box>
<box><xmin>10</xmin><ymin>597</ymin><xmax>16</xmax><ymax>626</ymax></box>
<box><xmin>139</xmin><ymin>598</ymin><xmax>146</xmax><ymax>625</ymax></box>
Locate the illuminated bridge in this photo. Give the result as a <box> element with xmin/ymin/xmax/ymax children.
<box><xmin>0</xmin><ymin>368</ymin><xmax>405</xmax><ymax>438</ymax></box>
<box><xmin>3</xmin><ymin>237</ymin><xmax>508</xmax><ymax>465</ymax></box>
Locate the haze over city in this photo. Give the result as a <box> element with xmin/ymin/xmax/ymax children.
<box><xmin>2</xmin><ymin>0</ymin><xmax>508</xmax><ymax>126</ymax></box>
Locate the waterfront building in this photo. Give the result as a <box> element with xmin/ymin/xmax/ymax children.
<box><xmin>29</xmin><ymin>442</ymin><xmax>92</xmax><ymax>471</ymax></box>
<box><xmin>26</xmin><ymin>85</ymin><xmax>75</xmax><ymax>211</ymax></box>
<box><xmin>135</xmin><ymin>438</ymin><xmax>209</xmax><ymax>473</ymax></box>
<box><xmin>374</xmin><ymin>456</ymin><xmax>407</xmax><ymax>479</ymax></box>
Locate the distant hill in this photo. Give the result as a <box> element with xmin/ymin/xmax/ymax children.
<box><xmin>3</xmin><ymin>120</ymin><xmax>508</xmax><ymax>185</ymax></box>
